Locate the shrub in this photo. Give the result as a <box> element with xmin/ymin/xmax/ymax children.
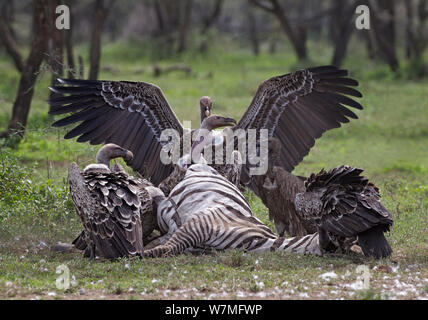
<box><xmin>0</xmin><ymin>150</ymin><xmax>74</xmax><ymax>226</ymax></box>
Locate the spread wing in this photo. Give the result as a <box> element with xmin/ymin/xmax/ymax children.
<box><xmin>50</xmin><ymin>79</ymin><xmax>183</xmax><ymax>185</ymax></box>
<box><xmin>68</xmin><ymin>163</ymin><xmax>144</xmax><ymax>259</ymax></box>
<box><xmin>236</xmin><ymin>66</ymin><xmax>363</xmax><ymax>188</ymax></box>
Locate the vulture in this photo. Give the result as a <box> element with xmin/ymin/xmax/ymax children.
<box><xmin>159</xmin><ymin>114</ymin><xmax>241</xmax><ymax>196</ymax></box>
<box><xmin>48</xmin><ymin>65</ymin><xmax>363</xmax><ymax>189</ymax></box>
<box><xmin>257</xmin><ymin>137</ymin><xmax>317</xmax><ymax>237</ymax></box>
<box><xmin>178</xmin><ymin>114</ymin><xmax>237</xmax><ymax>167</ymax></box>
<box><xmin>68</xmin><ymin>143</ymin><xmax>154</xmax><ymax>259</ymax></box>
<box><xmin>183</xmin><ymin>114</ymin><xmax>242</xmax><ymax>186</ymax></box>
<box><xmin>295</xmin><ymin>165</ymin><xmax>394</xmax><ymax>258</ymax></box>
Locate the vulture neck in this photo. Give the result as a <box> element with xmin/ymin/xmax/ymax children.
<box><xmin>191</xmin><ymin>128</ymin><xmax>213</xmax><ymax>164</ymax></box>
<box><xmin>96</xmin><ymin>146</ymin><xmax>124</xmax><ymax>167</ymax></box>
<box><xmin>267</xmin><ymin>149</ymin><xmax>279</xmax><ymax>177</ymax></box>
<box><xmin>200</xmin><ymin>110</ymin><xmax>207</xmax><ymax>124</ymax></box>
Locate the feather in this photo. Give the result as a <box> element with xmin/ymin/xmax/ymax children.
<box><xmin>50</xmin><ymin>79</ymin><xmax>184</xmax><ymax>186</ymax></box>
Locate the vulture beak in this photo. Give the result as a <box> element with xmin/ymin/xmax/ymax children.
<box><xmin>219</xmin><ymin>117</ymin><xmax>237</xmax><ymax>128</ymax></box>
<box><xmin>123</xmin><ymin>149</ymin><xmax>134</xmax><ymax>163</ymax></box>
<box><xmin>205</xmin><ymin>107</ymin><xmax>210</xmax><ymax>118</ymax></box>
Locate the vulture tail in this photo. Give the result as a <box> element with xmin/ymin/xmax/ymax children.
<box><xmin>357</xmin><ymin>225</ymin><xmax>392</xmax><ymax>258</ymax></box>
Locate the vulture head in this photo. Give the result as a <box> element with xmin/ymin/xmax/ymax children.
<box><xmin>96</xmin><ymin>143</ymin><xmax>134</xmax><ymax>167</ymax></box>
<box><xmin>200</xmin><ymin>114</ymin><xmax>237</xmax><ymax>130</ymax></box>
<box><xmin>186</xmin><ymin>115</ymin><xmax>237</xmax><ymax>168</ymax></box>
<box><xmin>200</xmin><ymin>96</ymin><xmax>213</xmax><ymax>122</ymax></box>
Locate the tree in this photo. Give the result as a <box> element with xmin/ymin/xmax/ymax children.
<box><xmin>64</xmin><ymin>0</ymin><xmax>75</xmax><ymax>79</ymax></box>
<box><xmin>329</xmin><ymin>0</ymin><xmax>356</xmax><ymax>67</ymax></box>
<box><xmin>0</xmin><ymin>1</ymin><xmax>24</xmax><ymax>72</ymax></box>
<box><xmin>362</xmin><ymin>0</ymin><xmax>399</xmax><ymax>71</ymax></box>
<box><xmin>177</xmin><ymin>0</ymin><xmax>194</xmax><ymax>53</ymax></box>
<box><xmin>250</xmin><ymin>0</ymin><xmax>308</xmax><ymax>61</ymax></box>
<box><xmin>247</xmin><ymin>5</ymin><xmax>260</xmax><ymax>56</ymax></box>
<box><xmin>0</xmin><ymin>0</ymin><xmax>49</xmax><ymax>140</ymax></box>
<box><xmin>404</xmin><ymin>0</ymin><xmax>427</xmax><ymax>77</ymax></box>
<box><xmin>199</xmin><ymin>0</ymin><xmax>224</xmax><ymax>53</ymax></box>
<box><xmin>47</xmin><ymin>0</ymin><xmax>64</xmax><ymax>100</ymax></box>
<box><xmin>88</xmin><ymin>0</ymin><xmax>109</xmax><ymax>80</ymax></box>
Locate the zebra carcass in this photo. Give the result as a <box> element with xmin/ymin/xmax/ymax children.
<box><xmin>144</xmin><ymin>163</ymin><xmax>322</xmax><ymax>257</ymax></box>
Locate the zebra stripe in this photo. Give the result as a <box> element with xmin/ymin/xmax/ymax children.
<box><xmin>146</xmin><ymin>163</ymin><xmax>322</xmax><ymax>257</ymax></box>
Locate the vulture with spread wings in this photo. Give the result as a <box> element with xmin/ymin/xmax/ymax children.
<box><xmin>49</xmin><ymin>66</ymin><xmax>363</xmax><ymax>188</ymax></box>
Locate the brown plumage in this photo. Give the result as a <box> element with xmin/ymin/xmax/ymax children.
<box><xmin>237</xmin><ymin>65</ymin><xmax>363</xmax><ymax>192</ymax></box>
<box><xmin>49</xmin><ymin>66</ymin><xmax>362</xmax><ymax>189</ymax></box>
<box><xmin>69</xmin><ymin>144</ymin><xmax>155</xmax><ymax>259</ymax></box>
<box><xmin>50</xmin><ymin>80</ymin><xmax>212</xmax><ymax>185</ymax></box>
<box><xmin>295</xmin><ymin>165</ymin><xmax>394</xmax><ymax>258</ymax></box>
<box><xmin>253</xmin><ymin>137</ymin><xmax>316</xmax><ymax>237</ymax></box>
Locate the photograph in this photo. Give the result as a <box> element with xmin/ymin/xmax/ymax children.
<box><xmin>0</xmin><ymin>0</ymin><xmax>427</xmax><ymax>305</ymax></box>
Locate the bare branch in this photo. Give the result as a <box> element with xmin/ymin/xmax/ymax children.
<box><xmin>249</xmin><ymin>0</ymin><xmax>274</xmax><ymax>12</ymax></box>
<box><xmin>0</xmin><ymin>5</ymin><xmax>24</xmax><ymax>72</ymax></box>
<box><xmin>201</xmin><ymin>0</ymin><xmax>223</xmax><ymax>33</ymax></box>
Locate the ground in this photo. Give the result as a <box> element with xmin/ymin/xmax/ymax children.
<box><xmin>0</xmin><ymin>39</ymin><xmax>427</xmax><ymax>300</ymax></box>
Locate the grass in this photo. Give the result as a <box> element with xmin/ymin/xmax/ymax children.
<box><xmin>0</xmin><ymin>38</ymin><xmax>427</xmax><ymax>300</ymax></box>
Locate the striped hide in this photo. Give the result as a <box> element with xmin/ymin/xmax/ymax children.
<box><xmin>145</xmin><ymin>163</ymin><xmax>322</xmax><ymax>257</ymax></box>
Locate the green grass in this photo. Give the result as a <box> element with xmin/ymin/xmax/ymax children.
<box><xmin>0</xmin><ymin>38</ymin><xmax>427</xmax><ymax>299</ymax></box>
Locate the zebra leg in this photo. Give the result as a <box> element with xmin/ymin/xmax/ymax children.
<box><xmin>144</xmin><ymin>217</ymin><xmax>208</xmax><ymax>258</ymax></box>
<box><xmin>246</xmin><ymin>233</ymin><xmax>323</xmax><ymax>256</ymax></box>
<box><xmin>144</xmin><ymin>233</ymin><xmax>173</xmax><ymax>250</ymax></box>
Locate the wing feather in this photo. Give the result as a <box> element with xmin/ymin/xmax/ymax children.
<box><xmin>50</xmin><ymin>79</ymin><xmax>183</xmax><ymax>185</ymax></box>
<box><xmin>236</xmin><ymin>66</ymin><xmax>363</xmax><ymax>184</ymax></box>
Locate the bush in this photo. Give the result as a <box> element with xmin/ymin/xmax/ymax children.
<box><xmin>0</xmin><ymin>150</ymin><xmax>74</xmax><ymax>225</ymax></box>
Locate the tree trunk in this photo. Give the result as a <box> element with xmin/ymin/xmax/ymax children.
<box><xmin>404</xmin><ymin>0</ymin><xmax>427</xmax><ymax>61</ymax></box>
<box><xmin>64</xmin><ymin>0</ymin><xmax>75</xmax><ymax>79</ymax></box>
<box><xmin>247</xmin><ymin>8</ymin><xmax>259</xmax><ymax>56</ymax></box>
<box><xmin>250</xmin><ymin>0</ymin><xmax>308</xmax><ymax>61</ymax></box>
<box><xmin>0</xmin><ymin>0</ymin><xmax>49</xmax><ymax>139</ymax></box>
<box><xmin>403</xmin><ymin>0</ymin><xmax>427</xmax><ymax>77</ymax></box>
<box><xmin>199</xmin><ymin>0</ymin><xmax>223</xmax><ymax>53</ymax></box>
<box><xmin>47</xmin><ymin>0</ymin><xmax>64</xmax><ymax>99</ymax></box>
<box><xmin>177</xmin><ymin>0</ymin><xmax>193</xmax><ymax>53</ymax></box>
<box><xmin>330</xmin><ymin>1</ymin><xmax>355</xmax><ymax>67</ymax></box>
<box><xmin>78</xmin><ymin>55</ymin><xmax>84</xmax><ymax>79</ymax></box>
<box><xmin>0</xmin><ymin>1</ymin><xmax>24</xmax><ymax>72</ymax></box>
<box><xmin>364</xmin><ymin>30</ymin><xmax>376</xmax><ymax>60</ymax></box>
<box><xmin>88</xmin><ymin>0</ymin><xmax>107</xmax><ymax>80</ymax></box>
<box><xmin>404</xmin><ymin>0</ymin><xmax>414</xmax><ymax>59</ymax></box>
<box><xmin>366</xmin><ymin>0</ymin><xmax>399</xmax><ymax>71</ymax></box>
